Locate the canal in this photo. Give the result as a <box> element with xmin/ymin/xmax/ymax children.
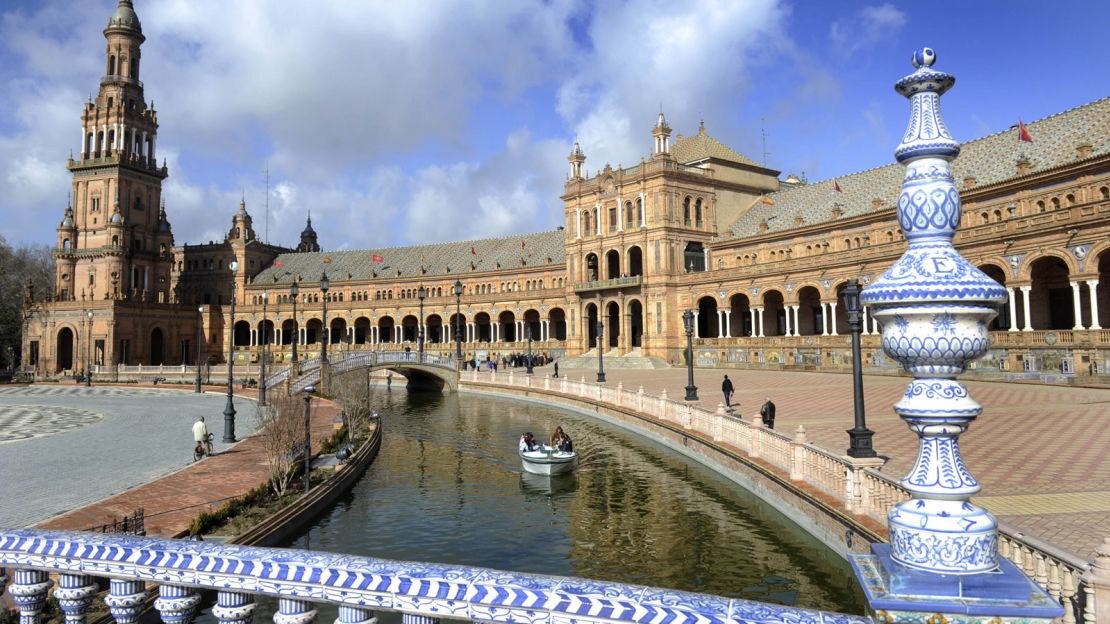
<box><xmin>284</xmin><ymin>389</ymin><xmax>866</xmax><ymax>619</ymax></box>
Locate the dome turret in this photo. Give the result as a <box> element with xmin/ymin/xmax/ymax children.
<box><xmin>106</xmin><ymin>0</ymin><xmax>142</xmax><ymax>35</ymax></box>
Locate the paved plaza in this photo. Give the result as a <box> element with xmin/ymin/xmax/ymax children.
<box><xmin>545</xmin><ymin>364</ymin><xmax>1110</xmax><ymax>562</ymax></box>
<box><xmin>0</xmin><ymin>385</ymin><xmax>257</xmax><ymax>530</ymax></box>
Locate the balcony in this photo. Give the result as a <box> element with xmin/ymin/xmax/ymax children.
<box><xmin>573</xmin><ymin>275</ymin><xmax>642</xmax><ymax>293</ymax></box>
<box><xmin>101</xmin><ymin>74</ymin><xmax>143</xmax><ymax>89</ymax></box>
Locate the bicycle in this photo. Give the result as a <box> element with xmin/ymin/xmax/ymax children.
<box><xmin>193</xmin><ymin>433</ymin><xmax>214</xmax><ymax>462</ymax></box>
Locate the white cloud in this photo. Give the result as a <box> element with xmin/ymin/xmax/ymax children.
<box><xmin>829</xmin><ymin>4</ymin><xmax>907</xmax><ymax>58</ymax></box>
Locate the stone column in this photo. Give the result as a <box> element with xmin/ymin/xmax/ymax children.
<box><xmin>862</xmin><ymin>306</ymin><xmax>871</xmax><ymax>335</ymax></box>
<box><xmin>575</xmin><ymin>207</ymin><xmax>582</xmax><ymax>239</ymax></box>
<box><xmin>693</xmin><ymin>310</ymin><xmax>700</xmax><ymax>338</ymax></box>
<box><xmin>1071</xmin><ymin>281</ymin><xmax>1085</xmax><ymax>330</ymax></box>
<box><xmin>274</xmin><ymin>598</ymin><xmax>316</xmax><ymax>624</ymax></box>
<box><xmin>792</xmin><ymin>305</ymin><xmax>801</xmax><ymax>336</ymax></box>
<box><xmin>1021</xmin><ymin>285</ymin><xmax>1033</xmax><ymax>331</ymax></box>
<box><xmin>724</xmin><ymin>310</ymin><xmax>732</xmax><ymax>338</ymax></box>
<box><xmin>154</xmin><ymin>585</ymin><xmax>201</xmax><ymax>624</ymax></box>
<box><xmin>716</xmin><ymin>309</ymin><xmax>724</xmax><ymax>338</ymax></box>
<box><xmin>1088</xmin><ymin>279</ymin><xmax>1102</xmax><ymax>330</ymax></box>
<box><xmin>104</xmin><ymin>580</ymin><xmax>146</xmax><ymax>624</ymax></box>
<box><xmin>1007</xmin><ymin>287</ymin><xmax>1019</xmax><ymax>331</ymax></box>
<box><xmin>54</xmin><ymin>574</ymin><xmax>97</xmax><ymax>624</ymax></box>
<box><xmin>10</xmin><ymin>569</ymin><xmax>52</xmax><ymax>624</ymax></box>
<box><xmin>783</xmin><ymin>305</ymin><xmax>792</xmax><ymax>336</ymax></box>
<box><xmin>828</xmin><ymin>301</ymin><xmax>839</xmax><ymax>335</ymax></box>
<box><xmin>820</xmin><ymin>303</ymin><xmax>829</xmax><ymax>336</ymax></box>
<box><xmin>756</xmin><ymin>307</ymin><xmax>765</xmax><ymax>337</ymax></box>
<box><xmin>211</xmin><ymin>591</ymin><xmax>254</xmax><ymax>624</ymax></box>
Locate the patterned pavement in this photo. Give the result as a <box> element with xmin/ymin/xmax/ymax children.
<box><xmin>545</xmin><ymin>364</ymin><xmax>1110</xmax><ymax>563</ymax></box>
<box><xmin>0</xmin><ymin>385</ymin><xmax>257</xmax><ymax>530</ymax></box>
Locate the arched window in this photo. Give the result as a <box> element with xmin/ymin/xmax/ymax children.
<box><xmin>980</xmin><ymin>212</ymin><xmax>989</xmax><ymax>224</ymax></box>
<box><xmin>1036</xmin><ymin>200</ymin><xmax>1046</xmax><ymax>213</ymax></box>
<box><xmin>625</xmin><ymin>201</ymin><xmax>633</xmax><ymax>227</ymax></box>
<box><xmin>1051</xmin><ymin>197</ymin><xmax>1061</xmax><ymax>210</ymax></box>
<box><xmin>107</xmin><ymin>130</ymin><xmax>115</xmax><ymax>154</ymax></box>
<box><xmin>608</xmin><ymin>205</ymin><xmax>617</xmax><ymax>231</ymax></box>
<box><xmin>683</xmin><ymin>197</ymin><xmax>691</xmax><ymax>226</ymax></box>
<box><xmin>1066</xmin><ymin>194</ymin><xmax>1076</xmax><ymax>206</ymax></box>
<box><xmin>109</xmin><ymin>55</ymin><xmax>117</xmax><ymax>75</ymax></box>
<box><xmin>636</xmin><ymin>198</ymin><xmax>643</xmax><ymax>226</ymax></box>
<box><xmin>695</xmin><ymin>199</ymin><xmax>703</xmax><ymax>228</ymax></box>
<box><xmin>129</xmin><ymin>58</ymin><xmax>137</xmax><ymax>79</ymax></box>
<box><xmin>1101</xmin><ymin>186</ymin><xmax>1109</xmax><ymax>200</ymax></box>
<box><xmin>583</xmin><ymin>211</ymin><xmax>591</xmax><ymax>234</ymax></box>
<box><xmin>993</xmin><ymin>209</ymin><xmax>1002</xmax><ymax>222</ymax></box>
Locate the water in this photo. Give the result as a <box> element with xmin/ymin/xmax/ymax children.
<box><xmin>274</xmin><ymin>389</ymin><xmax>865</xmax><ymax>619</ymax></box>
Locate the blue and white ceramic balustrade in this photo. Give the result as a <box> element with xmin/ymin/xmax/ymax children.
<box><xmin>850</xmin><ymin>48</ymin><xmax>1061</xmax><ymax>624</ymax></box>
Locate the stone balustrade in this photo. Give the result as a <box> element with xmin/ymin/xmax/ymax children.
<box><xmin>461</xmin><ymin>369</ymin><xmax>1103</xmax><ymax>624</ymax></box>
<box><xmin>0</xmin><ymin>529</ymin><xmax>869</xmax><ymax>624</ymax></box>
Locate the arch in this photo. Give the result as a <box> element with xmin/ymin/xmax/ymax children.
<box><xmin>629</xmin><ymin>299</ymin><xmax>643</xmax><ymax>347</ymax></box>
<box><xmin>427</xmin><ymin>314</ymin><xmax>443</xmax><ymax>343</ymax></box>
<box><xmin>585</xmin><ymin>253</ymin><xmax>599</xmax><ymax>282</ymax></box>
<box><xmin>148</xmin><ymin>327</ymin><xmax>165</xmax><ymax>365</ymax></box>
<box><xmin>354</xmin><ymin>316</ymin><xmax>371</xmax><ymax>344</ymax></box>
<box><xmin>233</xmin><ymin>320</ymin><xmax>251</xmax><ymax>347</ymax></box>
<box><xmin>498</xmin><ymin>310</ymin><xmax>517</xmax><ymax>342</ymax></box>
<box><xmin>401</xmin><ymin>315</ymin><xmax>419</xmax><ymax>343</ymax></box>
<box><xmin>1028</xmin><ymin>256</ymin><xmax>1074</xmax><ymax>330</ymax></box>
<box><xmin>523</xmin><ymin>309</ymin><xmax>541</xmax><ymax>341</ymax></box>
<box><xmin>281</xmin><ymin>319</ymin><xmax>296</xmax><ymax>345</ymax></box>
<box><xmin>1096</xmin><ymin>248</ymin><xmax>1110</xmax><ymax>329</ymax></box>
<box><xmin>377</xmin><ymin>316</ymin><xmax>395</xmax><ymax>343</ymax></box>
<box><xmin>549</xmin><ymin>307</ymin><xmax>567</xmax><ymax>341</ymax></box>
<box><xmin>978</xmin><ymin>264</ymin><xmax>1011</xmax><ymax>330</ymax></box>
<box><xmin>305</xmin><ymin>318</ymin><xmax>323</xmax><ymax>345</ymax></box>
<box><xmin>696</xmin><ymin>296</ymin><xmax>719</xmax><ymax>338</ymax></box>
<box><xmin>57</xmin><ymin>327</ymin><xmax>75</xmax><ymax>373</ymax></box>
<box><xmin>474</xmin><ymin>312</ymin><xmax>492</xmax><ymax>342</ymax></box>
<box><xmin>628</xmin><ymin>245</ymin><xmax>643</xmax><ymax>277</ymax></box>
<box><xmin>796</xmin><ymin>285</ymin><xmax>823</xmax><ymax>336</ymax></box>
<box><xmin>605</xmin><ymin>301</ymin><xmax>620</xmax><ymax>348</ymax></box>
<box><xmin>258</xmin><ymin>319</ymin><xmax>275</xmax><ymax>345</ymax></box>
<box><xmin>728</xmin><ymin>293</ymin><xmax>752</xmax><ymax>337</ymax></box>
<box><xmin>761</xmin><ymin>290</ymin><xmax>786</xmax><ymax>336</ymax></box>
<box><xmin>683</xmin><ymin>242</ymin><xmax>706</xmax><ymax>272</ymax></box>
<box><xmin>448</xmin><ymin>313</ymin><xmax>466</xmax><ymax>344</ymax></box>
<box><xmin>329</xmin><ymin>318</ymin><xmax>346</xmax><ymax>345</ymax></box>
<box><xmin>585</xmin><ymin>303</ymin><xmax>599</xmax><ymax>349</ymax></box>
<box><xmin>606</xmin><ymin>249</ymin><xmax>621</xmax><ymax>279</ymax></box>
<box><xmin>1018</xmin><ymin>251</ymin><xmax>1078</xmax><ymax>282</ymax></box>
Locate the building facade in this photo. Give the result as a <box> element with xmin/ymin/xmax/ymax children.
<box><xmin>23</xmin><ymin>1</ymin><xmax>1110</xmax><ymax>383</ymax></box>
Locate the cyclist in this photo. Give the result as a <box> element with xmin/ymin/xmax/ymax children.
<box><xmin>192</xmin><ymin>416</ymin><xmax>212</xmax><ymax>459</ymax></box>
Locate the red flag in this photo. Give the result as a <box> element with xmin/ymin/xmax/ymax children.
<box><xmin>1018</xmin><ymin>118</ymin><xmax>1033</xmax><ymax>143</ymax></box>
<box><xmin>273</xmin><ymin>260</ymin><xmax>283</xmax><ymax>267</ymax></box>
<box><xmin>372</xmin><ymin>254</ymin><xmax>384</xmax><ymax>263</ymax></box>
<box><xmin>471</xmin><ymin>246</ymin><xmax>477</xmax><ymax>256</ymax></box>
<box><xmin>834</xmin><ymin>180</ymin><xmax>843</xmax><ymax>193</ymax></box>
<box><xmin>760</xmin><ymin>195</ymin><xmax>774</xmax><ymax>206</ymax></box>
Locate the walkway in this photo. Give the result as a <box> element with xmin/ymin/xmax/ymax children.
<box><xmin>0</xmin><ymin>384</ymin><xmax>337</xmax><ymax>537</ymax></box>
<box><xmin>538</xmin><ymin>364</ymin><xmax>1110</xmax><ymax>562</ymax></box>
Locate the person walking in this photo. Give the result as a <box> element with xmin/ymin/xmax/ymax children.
<box><xmin>553</xmin><ymin>360</ymin><xmax>560</xmax><ymax>378</ymax></box>
<box><xmin>721</xmin><ymin>375</ymin><xmax>735</xmax><ymax>410</ymax></box>
<box><xmin>760</xmin><ymin>396</ymin><xmax>776</xmax><ymax>429</ymax></box>
<box><xmin>192</xmin><ymin>416</ymin><xmax>211</xmax><ymax>457</ymax></box>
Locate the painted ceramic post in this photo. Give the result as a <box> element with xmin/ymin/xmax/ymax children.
<box><xmin>860</xmin><ymin>47</ymin><xmax>1008</xmax><ymax>575</ymax></box>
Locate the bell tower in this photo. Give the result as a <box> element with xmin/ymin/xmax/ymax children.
<box><xmin>60</xmin><ymin>0</ymin><xmax>173</xmax><ymax>303</ymax></box>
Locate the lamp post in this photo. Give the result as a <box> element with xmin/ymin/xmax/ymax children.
<box><xmin>319</xmin><ymin>273</ymin><xmax>329</xmax><ymax>364</ymax></box>
<box><xmin>302</xmin><ymin>384</ymin><xmax>315</xmax><ymax>495</ymax></box>
<box><xmin>290</xmin><ymin>281</ymin><xmax>299</xmax><ymax>365</ymax></box>
<box><xmin>259</xmin><ymin>291</ymin><xmax>268</xmax><ymax>407</ymax></box>
<box><xmin>223</xmin><ymin>260</ymin><xmax>239</xmax><ymax>444</ymax></box>
<box><xmin>417</xmin><ymin>286</ymin><xmax>426</xmax><ymax>360</ymax></box>
<box><xmin>526</xmin><ymin>321</ymin><xmax>534</xmax><ymax>375</ymax></box>
<box><xmin>843</xmin><ymin>279</ymin><xmax>876</xmax><ymax>458</ymax></box>
<box><xmin>453</xmin><ymin>280</ymin><xmax>463</xmax><ymax>363</ymax></box>
<box><xmin>596</xmin><ymin>321</ymin><xmax>605</xmax><ymax>382</ymax></box>
<box><xmin>683</xmin><ymin>309</ymin><xmax>698</xmax><ymax>401</ymax></box>
<box><xmin>85</xmin><ymin>310</ymin><xmax>93</xmax><ymax>387</ymax></box>
<box><xmin>194</xmin><ymin>306</ymin><xmax>203</xmax><ymax>393</ymax></box>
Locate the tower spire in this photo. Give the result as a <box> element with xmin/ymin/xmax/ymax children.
<box><xmin>652</xmin><ymin>110</ymin><xmax>672</xmax><ymax>157</ymax></box>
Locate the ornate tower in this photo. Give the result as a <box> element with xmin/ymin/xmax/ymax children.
<box><xmin>651</xmin><ymin>111</ymin><xmax>671</xmax><ymax>157</ymax></box>
<box><xmin>568</xmin><ymin>141</ymin><xmax>586</xmax><ymax>180</ymax></box>
<box><xmin>297</xmin><ymin>214</ymin><xmax>320</xmax><ymax>252</ymax></box>
<box><xmin>60</xmin><ymin>0</ymin><xmax>172</xmax><ymax>303</ymax></box>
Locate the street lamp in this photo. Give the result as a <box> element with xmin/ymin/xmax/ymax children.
<box><xmin>843</xmin><ymin>279</ymin><xmax>876</xmax><ymax>458</ymax></box>
<box><xmin>526</xmin><ymin>321</ymin><xmax>534</xmax><ymax>375</ymax></box>
<box><xmin>85</xmin><ymin>310</ymin><xmax>93</xmax><ymax>387</ymax></box>
<box><xmin>290</xmin><ymin>281</ymin><xmax>299</xmax><ymax>365</ymax></box>
<box><xmin>417</xmin><ymin>286</ymin><xmax>426</xmax><ymax>360</ymax></box>
<box><xmin>259</xmin><ymin>291</ymin><xmax>268</xmax><ymax>407</ymax></box>
<box><xmin>319</xmin><ymin>273</ymin><xmax>330</xmax><ymax>364</ymax></box>
<box><xmin>596</xmin><ymin>321</ymin><xmax>605</xmax><ymax>382</ymax></box>
<box><xmin>453</xmin><ymin>280</ymin><xmax>463</xmax><ymax>362</ymax></box>
<box><xmin>223</xmin><ymin>260</ymin><xmax>240</xmax><ymax>443</ymax></box>
<box><xmin>683</xmin><ymin>309</ymin><xmax>699</xmax><ymax>401</ymax></box>
<box><xmin>302</xmin><ymin>384</ymin><xmax>315</xmax><ymax>495</ymax></box>
<box><xmin>195</xmin><ymin>306</ymin><xmax>203</xmax><ymax>393</ymax></box>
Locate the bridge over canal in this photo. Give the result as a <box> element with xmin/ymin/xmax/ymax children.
<box><xmin>266</xmin><ymin>351</ymin><xmax>460</xmax><ymax>393</ymax></box>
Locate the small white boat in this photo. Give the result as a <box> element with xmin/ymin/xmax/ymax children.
<box><xmin>520</xmin><ymin>446</ymin><xmax>578</xmax><ymax>476</ymax></box>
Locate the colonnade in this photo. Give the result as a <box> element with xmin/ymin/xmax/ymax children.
<box><xmin>693</xmin><ymin>304</ymin><xmax>878</xmax><ymax>338</ymax></box>
<box><xmin>1004</xmin><ymin>280</ymin><xmax>1102</xmax><ymax>332</ymax></box>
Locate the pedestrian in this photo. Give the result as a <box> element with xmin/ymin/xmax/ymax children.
<box><xmin>386</xmin><ymin>371</ymin><xmax>393</xmax><ymax>390</ymax></box>
<box><xmin>553</xmin><ymin>360</ymin><xmax>559</xmax><ymax>378</ymax></box>
<box><xmin>721</xmin><ymin>374</ymin><xmax>735</xmax><ymax>410</ymax></box>
<box><xmin>760</xmin><ymin>396</ymin><xmax>776</xmax><ymax>429</ymax></box>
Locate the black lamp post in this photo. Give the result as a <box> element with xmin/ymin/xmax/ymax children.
<box><xmin>195</xmin><ymin>306</ymin><xmax>203</xmax><ymax>393</ymax></box>
<box><xmin>453</xmin><ymin>280</ymin><xmax>463</xmax><ymax>362</ymax></box>
<box><xmin>303</xmin><ymin>384</ymin><xmax>315</xmax><ymax>495</ymax></box>
<box><xmin>417</xmin><ymin>286</ymin><xmax>426</xmax><ymax>360</ymax></box>
<box><xmin>290</xmin><ymin>281</ymin><xmax>299</xmax><ymax>364</ymax></box>
<box><xmin>843</xmin><ymin>279</ymin><xmax>876</xmax><ymax>457</ymax></box>
<box><xmin>683</xmin><ymin>309</ymin><xmax>698</xmax><ymax>401</ymax></box>
<box><xmin>85</xmin><ymin>310</ymin><xmax>93</xmax><ymax>387</ymax></box>
<box><xmin>320</xmin><ymin>273</ymin><xmax>330</xmax><ymax>364</ymax></box>
<box><xmin>596</xmin><ymin>321</ymin><xmax>605</xmax><ymax>382</ymax></box>
<box><xmin>223</xmin><ymin>260</ymin><xmax>239</xmax><ymax>444</ymax></box>
<box><xmin>526</xmin><ymin>321</ymin><xmax>534</xmax><ymax>375</ymax></box>
<box><xmin>259</xmin><ymin>291</ymin><xmax>268</xmax><ymax>407</ymax></box>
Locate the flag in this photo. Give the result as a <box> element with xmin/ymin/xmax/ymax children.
<box><xmin>1018</xmin><ymin>118</ymin><xmax>1033</xmax><ymax>143</ymax></box>
<box><xmin>372</xmin><ymin>254</ymin><xmax>384</xmax><ymax>263</ymax></box>
<box><xmin>760</xmin><ymin>195</ymin><xmax>774</xmax><ymax>206</ymax></box>
<box><xmin>471</xmin><ymin>246</ymin><xmax>477</xmax><ymax>256</ymax></box>
<box><xmin>273</xmin><ymin>260</ymin><xmax>282</xmax><ymax>267</ymax></box>
<box><xmin>834</xmin><ymin>180</ymin><xmax>843</xmax><ymax>193</ymax></box>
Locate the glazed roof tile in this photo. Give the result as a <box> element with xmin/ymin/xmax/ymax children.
<box><xmin>252</xmin><ymin>230</ymin><xmax>566</xmax><ymax>286</ymax></box>
<box><xmin>672</xmin><ymin>126</ymin><xmax>758</xmax><ymax>167</ymax></box>
<box><xmin>726</xmin><ymin>97</ymin><xmax>1110</xmax><ymax>239</ymax></box>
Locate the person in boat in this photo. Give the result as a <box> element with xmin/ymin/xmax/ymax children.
<box><xmin>550</xmin><ymin>427</ymin><xmax>573</xmax><ymax>452</ymax></box>
<box><xmin>519</xmin><ymin>432</ymin><xmax>540</xmax><ymax>452</ymax></box>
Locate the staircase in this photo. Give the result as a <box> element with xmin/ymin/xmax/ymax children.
<box><xmin>557</xmin><ymin>349</ymin><xmax>670</xmax><ymax>370</ymax></box>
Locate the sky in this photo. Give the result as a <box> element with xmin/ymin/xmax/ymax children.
<box><xmin>1</xmin><ymin>0</ymin><xmax>1107</xmax><ymax>251</ymax></box>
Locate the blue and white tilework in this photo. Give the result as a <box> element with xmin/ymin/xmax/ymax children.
<box><xmin>0</xmin><ymin>530</ymin><xmax>872</xmax><ymax>624</ymax></box>
<box><xmin>860</xmin><ymin>48</ymin><xmax>1007</xmax><ymax>575</ymax></box>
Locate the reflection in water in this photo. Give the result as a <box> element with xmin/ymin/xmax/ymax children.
<box><xmin>276</xmin><ymin>389</ymin><xmax>864</xmax><ymax>621</ymax></box>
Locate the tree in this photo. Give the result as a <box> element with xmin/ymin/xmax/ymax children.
<box><xmin>252</xmin><ymin>392</ymin><xmax>305</xmax><ymax>497</ymax></box>
<box><xmin>329</xmin><ymin>368</ymin><xmax>377</xmax><ymax>442</ymax></box>
<box><xmin>0</xmin><ymin>236</ymin><xmax>54</xmax><ymax>371</ymax></box>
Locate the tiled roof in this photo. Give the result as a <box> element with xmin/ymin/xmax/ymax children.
<box><xmin>726</xmin><ymin>97</ymin><xmax>1110</xmax><ymax>239</ymax></box>
<box><xmin>672</xmin><ymin>125</ymin><xmax>758</xmax><ymax>167</ymax></box>
<box><xmin>251</xmin><ymin>230</ymin><xmax>566</xmax><ymax>286</ymax></box>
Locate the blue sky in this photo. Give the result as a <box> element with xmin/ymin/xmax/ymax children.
<box><xmin>1</xmin><ymin>0</ymin><xmax>1107</xmax><ymax>251</ymax></box>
